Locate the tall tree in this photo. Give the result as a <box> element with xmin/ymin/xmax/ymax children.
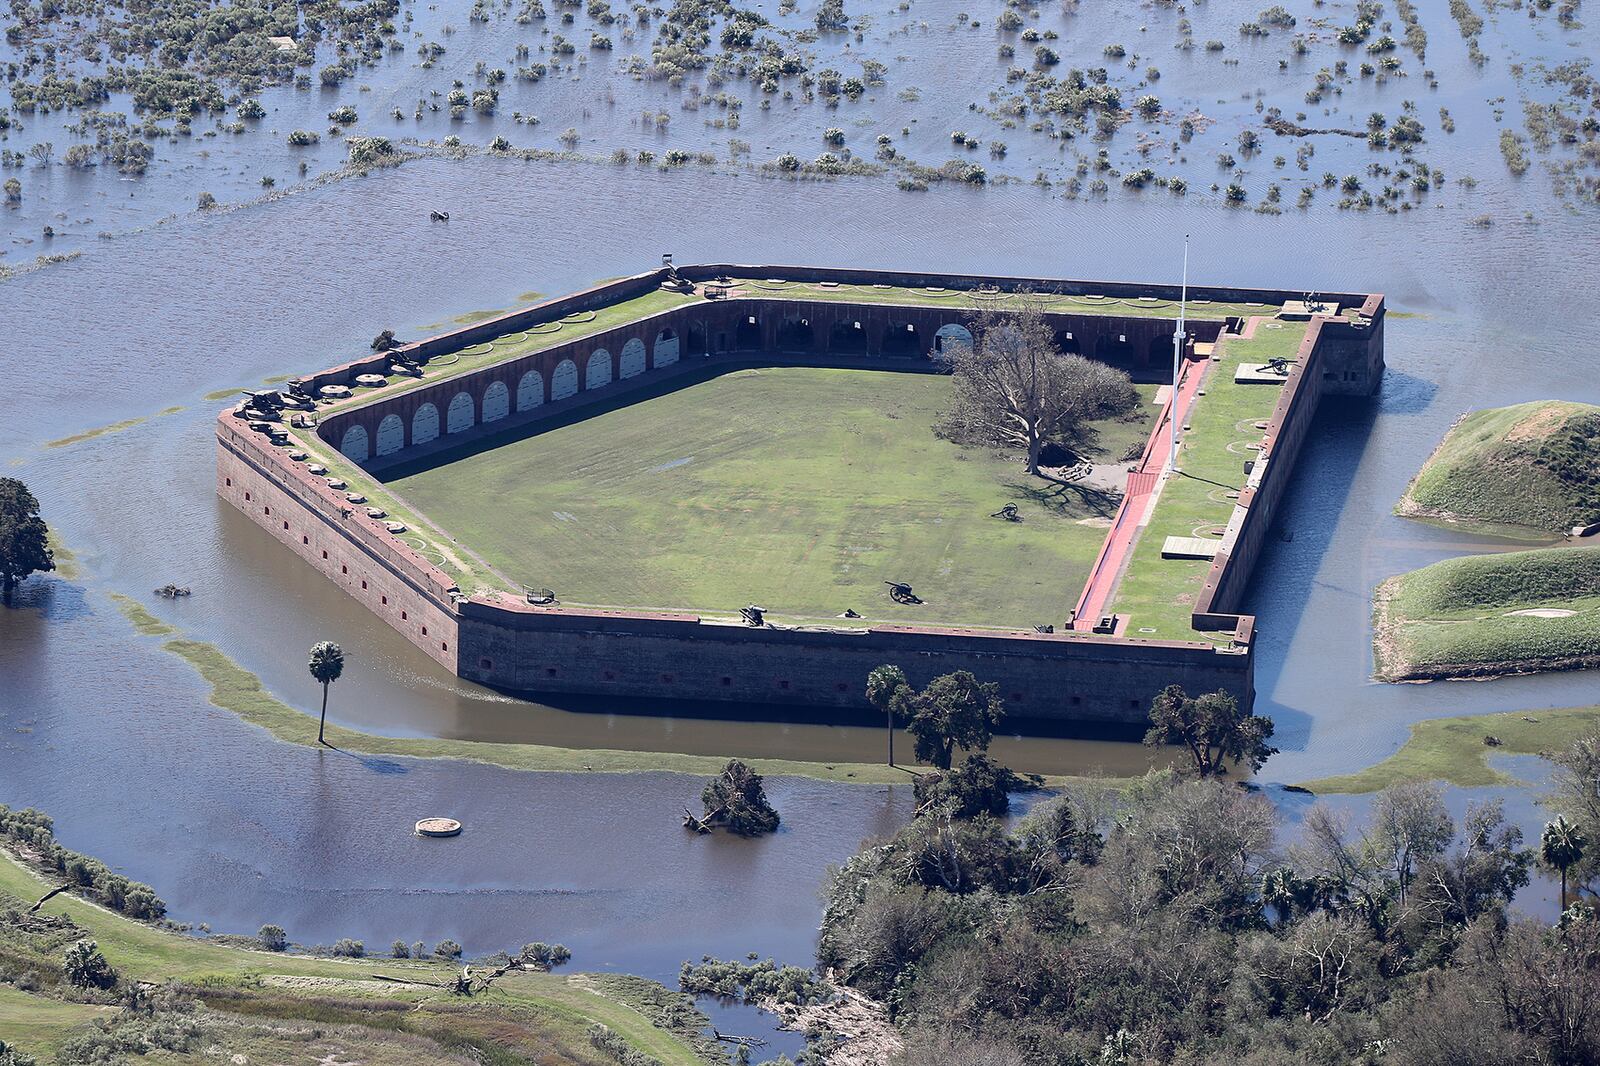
<box><xmin>0</xmin><ymin>478</ymin><xmax>53</xmax><ymax>606</ymax></box>
<box><xmin>866</xmin><ymin>664</ymin><xmax>910</xmax><ymax>766</ymax></box>
<box><xmin>307</xmin><ymin>641</ymin><xmax>345</xmax><ymax>746</ymax></box>
<box><xmin>903</xmin><ymin>670</ymin><xmax>1004</xmax><ymax>770</ymax></box>
<box><xmin>935</xmin><ymin>300</ymin><xmax>1137</xmax><ymax>476</ymax></box>
<box><xmin>1541</xmin><ymin>816</ymin><xmax>1586</xmax><ymax>911</ymax></box>
<box><xmin>1143</xmin><ymin>684</ymin><xmax>1277</xmax><ymax>778</ymax></box>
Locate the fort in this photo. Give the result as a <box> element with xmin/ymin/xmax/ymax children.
<box><xmin>215</xmin><ymin>263</ymin><xmax>1384</xmax><ymax>725</ymax></box>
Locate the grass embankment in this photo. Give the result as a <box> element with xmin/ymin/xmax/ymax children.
<box><xmin>1106</xmin><ymin>319</ymin><xmax>1305</xmax><ymax>640</ymax></box>
<box><xmin>0</xmin><ymin>850</ymin><xmax>708</xmax><ymax>1064</ymax></box>
<box><xmin>1397</xmin><ymin>400</ymin><xmax>1600</xmax><ymax>538</ymax></box>
<box><xmin>1373</xmin><ymin>544</ymin><xmax>1600</xmax><ymax>681</ymax></box>
<box><xmin>390</xmin><ymin>367</ymin><xmax>1153</xmax><ymax>629</ymax></box>
<box><xmin>1299</xmin><ymin>704</ymin><xmax>1600</xmax><ymax>793</ymax></box>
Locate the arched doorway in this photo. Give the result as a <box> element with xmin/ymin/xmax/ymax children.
<box><xmin>654</xmin><ymin>328</ymin><xmax>680</xmax><ymax>367</ymax></box>
<box><xmin>517</xmin><ymin>369</ymin><xmax>544</xmax><ymax>411</ymax></box>
<box><xmin>828</xmin><ymin>319</ymin><xmax>867</xmax><ymax>355</ymax></box>
<box><xmin>776</xmin><ymin>318</ymin><xmax>814</xmax><ymax>351</ymax></box>
<box><xmin>882</xmin><ymin>322</ymin><xmax>921</xmax><ymax>358</ymax></box>
<box><xmin>934</xmin><ymin>323</ymin><xmax>974</xmax><ymax>354</ymax></box>
<box><xmin>446</xmin><ymin>391</ymin><xmax>475</xmax><ymax>434</ymax></box>
<box><xmin>735</xmin><ymin>314</ymin><xmax>762</xmax><ymax>350</ymax></box>
<box><xmin>586</xmin><ymin>349</ymin><xmax>613</xmax><ymax>390</ymax></box>
<box><xmin>412</xmin><ymin>403</ymin><xmax>440</xmax><ymax>446</ymax></box>
<box><xmin>482</xmin><ymin>380</ymin><xmax>510</xmax><ymax>423</ymax></box>
<box><xmin>552</xmin><ymin>359</ymin><xmax>579</xmax><ymax>400</ymax></box>
<box><xmin>620</xmin><ymin>338</ymin><xmax>646</xmax><ymax>379</ymax></box>
<box><xmin>375</xmin><ymin>414</ymin><xmax>404</xmax><ymax>456</ymax></box>
<box><xmin>340</xmin><ymin>424</ymin><xmax>369</xmax><ymax>462</ymax></box>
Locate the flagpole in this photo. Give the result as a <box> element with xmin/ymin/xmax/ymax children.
<box><xmin>1168</xmin><ymin>235</ymin><xmax>1190</xmax><ymax>474</ymax></box>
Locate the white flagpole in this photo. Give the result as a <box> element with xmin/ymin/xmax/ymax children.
<box><xmin>1168</xmin><ymin>235</ymin><xmax>1190</xmax><ymax>474</ymax></box>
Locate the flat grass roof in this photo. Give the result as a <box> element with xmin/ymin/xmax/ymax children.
<box><xmin>1106</xmin><ymin>320</ymin><xmax>1309</xmax><ymax>640</ymax></box>
<box><xmin>382</xmin><ymin>367</ymin><xmax>1156</xmax><ymax>628</ymax></box>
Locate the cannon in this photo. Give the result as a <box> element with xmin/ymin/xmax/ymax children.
<box><xmin>739</xmin><ymin>604</ymin><xmax>767</xmax><ymax>627</ymax></box>
<box><xmin>990</xmin><ymin>502</ymin><xmax>1021</xmax><ymax>522</ymax></box>
<box><xmin>524</xmin><ymin>587</ymin><xmax>558</xmax><ymax>606</ymax></box>
<box><xmin>885</xmin><ymin>581</ymin><xmax>923</xmax><ymax>605</ymax></box>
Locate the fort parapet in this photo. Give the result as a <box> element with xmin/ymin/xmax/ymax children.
<box><xmin>216</xmin><ymin>264</ymin><xmax>1383</xmax><ymax>724</ymax></box>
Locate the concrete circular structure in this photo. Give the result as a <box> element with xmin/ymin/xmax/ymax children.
<box><xmin>415</xmin><ymin>817</ymin><xmax>462</xmax><ymax>837</ymax></box>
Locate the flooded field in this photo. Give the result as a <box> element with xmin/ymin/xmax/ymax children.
<box><xmin>1</xmin><ymin>0</ymin><xmax>1598</xmax><ymax>1029</ymax></box>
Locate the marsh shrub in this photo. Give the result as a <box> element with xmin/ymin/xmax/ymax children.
<box><xmin>257</xmin><ymin>925</ymin><xmax>287</xmax><ymax>952</ymax></box>
<box><xmin>434</xmin><ymin>939</ymin><xmax>463</xmax><ymax>960</ymax></box>
<box><xmin>327</xmin><ymin>105</ymin><xmax>357</xmax><ymax>124</ymax></box>
<box><xmin>287</xmin><ymin>129</ymin><xmax>319</xmax><ymax>146</ymax></box>
<box><xmin>63</xmin><ymin>940</ymin><xmax>116</xmax><ymax>989</ymax></box>
<box><xmin>391</xmin><ymin>940</ymin><xmax>410</xmax><ymax>958</ymax></box>
<box><xmin>331</xmin><ymin>938</ymin><xmax>364</xmax><ymax>958</ymax></box>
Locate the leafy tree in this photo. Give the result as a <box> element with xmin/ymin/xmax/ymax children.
<box><xmin>0</xmin><ymin>478</ymin><xmax>53</xmax><ymax>605</ymax></box>
<box><xmin>693</xmin><ymin>759</ymin><xmax>779</xmax><ymax>835</ymax></box>
<box><xmin>935</xmin><ymin>301</ymin><xmax>1137</xmax><ymax>475</ymax></box>
<box><xmin>866</xmin><ymin>664</ymin><xmax>910</xmax><ymax>765</ymax></box>
<box><xmin>1143</xmin><ymin>684</ymin><xmax>1277</xmax><ymax>777</ymax></box>
<box><xmin>63</xmin><ymin>939</ymin><xmax>116</xmax><ymax>988</ymax></box>
<box><xmin>434</xmin><ymin>939</ymin><xmax>463</xmax><ymax>959</ymax></box>
<box><xmin>391</xmin><ymin>939</ymin><xmax>411</xmax><ymax>958</ymax></box>
<box><xmin>903</xmin><ymin>671</ymin><xmax>1005</xmax><ymax>771</ymax></box>
<box><xmin>307</xmin><ymin>641</ymin><xmax>345</xmax><ymax>745</ymax></box>
<box><xmin>257</xmin><ymin>924</ymin><xmax>288</xmax><ymax>951</ymax></box>
<box><xmin>0</xmin><ymin>1039</ymin><xmax>36</xmax><ymax>1066</ymax></box>
<box><xmin>1541</xmin><ymin>816</ymin><xmax>1586</xmax><ymax>911</ymax></box>
<box><xmin>913</xmin><ymin>753</ymin><xmax>1036</xmax><ymax>818</ymax></box>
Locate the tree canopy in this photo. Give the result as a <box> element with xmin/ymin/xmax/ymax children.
<box><xmin>0</xmin><ymin>478</ymin><xmax>53</xmax><ymax>605</ymax></box>
<box><xmin>935</xmin><ymin>301</ymin><xmax>1138</xmax><ymax>475</ymax></box>
<box><xmin>899</xmin><ymin>670</ymin><xmax>1005</xmax><ymax>771</ymax></box>
<box><xmin>1143</xmin><ymin>684</ymin><xmax>1277</xmax><ymax>776</ymax></box>
<box><xmin>691</xmin><ymin>759</ymin><xmax>780</xmax><ymax>836</ymax></box>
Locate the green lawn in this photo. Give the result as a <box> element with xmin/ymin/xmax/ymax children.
<box><xmin>1397</xmin><ymin>400</ymin><xmax>1600</xmax><ymax>538</ymax></box>
<box><xmin>388</xmin><ymin>367</ymin><xmax>1153</xmax><ymax>628</ymax></box>
<box><xmin>1105</xmin><ymin>321</ymin><xmax>1305</xmax><ymax>639</ymax></box>
<box><xmin>1374</xmin><ymin>544</ymin><xmax>1600</xmax><ymax>681</ymax></box>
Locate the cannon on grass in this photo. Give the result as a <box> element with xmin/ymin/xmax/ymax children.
<box><xmin>739</xmin><ymin>604</ymin><xmax>767</xmax><ymax>627</ymax></box>
<box><xmin>885</xmin><ymin>581</ymin><xmax>923</xmax><ymax>605</ymax></box>
<box><xmin>524</xmin><ymin>586</ymin><xmax>559</xmax><ymax>606</ymax></box>
<box><xmin>990</xmin><ymin>502</ymin><xmax>1021</xmax><ymax>522</ymax></box>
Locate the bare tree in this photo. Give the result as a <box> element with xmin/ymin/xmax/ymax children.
<box><xmin>935</xmin><ymin>299</ymin><xmax>1136</xmax><ymax>476</ymax></box>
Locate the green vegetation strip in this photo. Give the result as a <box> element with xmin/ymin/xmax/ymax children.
<box><xmin>1106</xmin><ymin>321</ymin><xmax>1305</xmax><ymax>639</ymax></box>
<box><xmin>110</xmin><ymin>593</ymin><xmax>175</xmax><ymax>637</ymax></box>
<box><xmin>0</xmin><ymin>850</ymin><xmax>706</xmax><ymax>1065</ymax></box>
<box><xmin>1374</xmin><ymin>544</ymin><xmax>1600</xmax><ymax>681</ymax></box>
<box><xmin>162</xmin><ymin>635</ymin><xmax>912</xmax><ymax>784</ymax></box>
<box><xmin>1397</xmin><ymin>399</ymin><xmax>1600</xmax><ymax>538</ymax></box>
<box><xmin>388</xmin><ymin>368</ymin><xmax>1153</xmax><ymax>629</ymax></box>
<box><xmin>44</xmin><ymin>406</ymin><xmax>184</xmax><ymax>449</ymax></box>
<box><xmin>1299</xmin><ymin>705</ymin><xmax>1600</xmax><ymax>793</ymax></box>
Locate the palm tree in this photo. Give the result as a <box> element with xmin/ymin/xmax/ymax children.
<box><xmin>865</xmin><ymin>664</ymin><xmax>909</xmax><ymax>767</ymax></box>
<box><xmin>1541</xmin><ymin>816</ymin><xmax>1586</xmax><ymax>912</ymax></box>
<box><xmin>1260</xmin><ymin>867</ymin><xmax>1299</xmax><ymax>923</ymax></box>
<box><xmin>308</xmin><ymin>641</ymin><xmax>345</xmax><ymax>746</ymax></box>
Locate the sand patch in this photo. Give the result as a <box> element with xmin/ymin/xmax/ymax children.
<box><xmin>1507</xmin><ymin>403</ymin><xmax>1577</xmax><ymax>442</ymax></box>
<box><xmin>1507</xmin><ymin>608</ymin><xmax>1577</xmax><ymax>618</ymax></box>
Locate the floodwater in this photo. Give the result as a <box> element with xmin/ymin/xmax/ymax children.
<box><xmin>1</xmin><ymin>0</ymin><xmax>1599</xmax><ymax>1011</ymax></box>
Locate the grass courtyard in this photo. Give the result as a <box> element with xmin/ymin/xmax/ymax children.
<box><xmin>387</xmin><ymin>367</ymin><xmax>1155</xmax><ymax>628</ymax></box>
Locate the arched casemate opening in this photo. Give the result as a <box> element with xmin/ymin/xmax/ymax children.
<box><xmin>934</xmin><ymin>323</ymin><xmax>974</xmax><ymax>355</ymax></box>
<box><xmin>340</xmin><ymin>423</ymin><xmax>369</xmax><ymax>462</ymax></box>
<box><xmin>654</xmin><ymin>328</ymin><xmax>680</xmax><ymax>367</ymax></box>
<box><xmin>552</xmin><ymin>359</ymin><xmax>579</xmax><ymax>401</ymax></box>
<box><xmin>446</xmin><ymin>390</ymin><xmax>475</xmax><ymax>434</ymax></box>
<box><xmin>620</xmin><ymin>338</ymin><xmax>647</xmax><ymax>379</ymax></box>
<box><xmin>828</xmin><ymin>319</ymin><xmax>868</xmax><ymax>355</ymax></box>
<box><xmin>412</xmin><ymin>402</ymin><xmax>440</xmax><ymax>446</ymax></box>
<box><xmin>482</xmin><ymin>380</ymin><xmax>510</xmax><ymax>423</ymax></box>
<box><xmin>375</xmin><ymin>413</ymin><xmax>404</xmax><ymax>456</ymax></box>
<box><xmin>881</xmin><ymin>322</ymin><xmax>922</xmax><ymax>358</ymax></box>
<box><xmin>517</xmin><ymin>369</ymin><xmax>545</xmax><ymax>411</ymax></box>
<box><xmin>776</xmin><ymin>317</ymin><xmax>815</xmax><ymax>351</ymax></box>
<box><xmin>586</xmin><ymin>349</ymin><xmax>613</xmax><ymax>390</ymax></box>
<box><xmin>735</xmin><ymin>314</ymin><xmax>762</xmax><ymax>350</ymax></box>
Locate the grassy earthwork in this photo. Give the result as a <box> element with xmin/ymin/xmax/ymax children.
<box><xmin>1373</xmin><ymin>544</ymin><xmax>1600</xmax><ymax>682</ymax></box>
<box><xmin>1105</xmin><ymin>319</ymin><xmax>1306</xmax><ymax>640</ymax></box>
<box><xmin>1397</xmin><ymin>400</ymin><xmax>1600</xmax><ymax>538</ymax></box>
<box><xmin>0</xmin><ymin>849</ymin><xmax>707</xmax><ymax>1065</ymax></box>
<box><xmin>385</xmin><ymin>367</ymin><xmax>1154</xmax><ymax>628</ymax></box>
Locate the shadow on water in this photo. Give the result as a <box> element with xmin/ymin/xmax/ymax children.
<box><xmin>1244</xmin><ymin>392</ymin><xmax>1384</xmax><ymax>757</ymax></box>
